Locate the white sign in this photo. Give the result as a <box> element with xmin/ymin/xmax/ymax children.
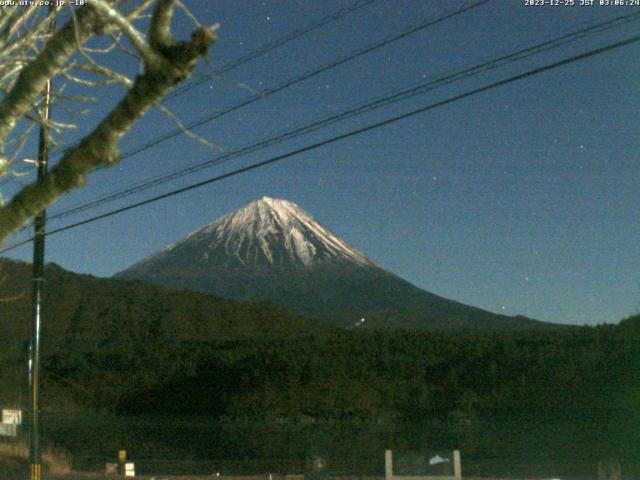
<box><xmin>2</xmin><ymin>409</ymin><xmax>22</xmax><ymax>425</ymax></box>
<box><xmin>429</xmin><ymin>455</ymin><xmax>450</xmax><ymax>465</ymax></box>
<box><xmin>125</xmin><ymin>462</ymin><xmax>135</xmax><ymax>477</ymax></box>
<box><xmin>0</xmin><ymin>423</ymin><xmax>17</xmax><ymax>437</ymax></box>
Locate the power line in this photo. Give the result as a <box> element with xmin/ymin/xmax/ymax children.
<box><xmin>2</xmin><ymin>0</ymin><xmax>497</xmax><ymax>234</ymax></box>
<box><xmin>168</xmin><ymin>0</ymin><xmax>379</xmax><ymax>99</ymax></box>
<box><xmin>1</xmin><ymin>33</ymin><xmax>637</xmax><ymax>255</ymax></box>
<box><xmin>48</xmin><ymin>11</ymin><xmax>640</xmax><ymax>221</ymax></box>
<box><xmin>0</xmin><ymin>0</ymin><xmax>484</xmax><ymax>225</ymax></box>
<box><xmin>18</xmin><ymin>0</ymin><xmax>379</xmax><ymax>168</ymax></box>
<box><xmin>48</xmin><ymin>0</ymin><xmax>492</xmax><ymax>166</ymax></box>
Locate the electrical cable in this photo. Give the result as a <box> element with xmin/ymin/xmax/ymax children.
<box><xmin>1</xmin><ymin>33</ymin><xmax>637</xmax><ymax>254</ymax></box>
<box><xmin>47</xmin><ymin>0</ymin><xmax>492</xmax><ymax>166</ymax></box>
<box><xmin>168</xmin><ymin>0</ymin><xmax>379</xmax><ymax>99</ymax></box>
<box><xmin>28</xmin><ymin>0</ymin><xmax>379</xmax><ymax>165</ymax></box>
<box><xmin>48</xmin><ymin>11</ymin><xmax>640</xmax><ymax>221</ymax></box>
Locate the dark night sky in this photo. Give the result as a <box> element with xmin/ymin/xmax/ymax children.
<box><xmin>3</xmin><ymin>0</ymin><xmax>639</xmax><ymax>325</ymax></box>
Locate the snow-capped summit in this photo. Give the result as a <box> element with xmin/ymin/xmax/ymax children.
<box><xmin>184</xmin><ymin>196</ymin><xmax>372</xmax><ymax>268</ymax></box>
<box><xmin>117</xmin><ymin>197</ymin><xmax>545</xmax><ymax>331</ymax></box>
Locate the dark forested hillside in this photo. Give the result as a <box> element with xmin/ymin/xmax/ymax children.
<box><xmin>44</xmin><ymin>317</ymin><xmax>639</xmax><ymax>477</ymax></box>
<box><xmin>109</xmin><ymin>325</ymin><xmax>638</xmax><ymax>427</ymax></box>
<box><xmin>1</xmin><ymin>257</ymin><xmax>636</xmax><ymax>428</ymax></box>
<box><xmin>1</xmin><ymin>258</ymin><xmax>637</xmax><ymax>477</ymax></box>
<box><xmin>0</xmin><ymin>258</ymin><xmax>315</xmax><ymax>407</ymax></box>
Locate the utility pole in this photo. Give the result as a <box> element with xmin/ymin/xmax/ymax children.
<box><xmin>29</xmin><ymin>7</ymin><xmax>55</xmax><ymax>480</ymax></box>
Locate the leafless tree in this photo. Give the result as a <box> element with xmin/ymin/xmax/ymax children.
<box><xmin>0</xmin><ymin>0</ymin><xmax>217</xmax><ymax>245</ymax></box>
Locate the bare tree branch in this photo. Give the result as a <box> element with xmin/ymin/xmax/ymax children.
<box><xmin>149</xmin><ymin>0</ymin><xmax>175</xmax><ymax>50</ymax></box>
<box><xmin>72</xmin><ymin>62</ymin><xmax>134</xmax><ymax>87</ymax></box>
<box><xmin>0</xmin><ymin>5</ymin><xmax>39</xmax><ymax>44</ymax></box>
<box><xmin>0</xmin><ymin>6</ymin><xmax>61</xmax><ymax>59</ymax></box>
<box><xmin>157</xmin><ymin>103</ymin><xmax>223</xmax><ymax>152</ymax></box>
<box><xmin>175</xmin><ymin>0</ymin><xmax>203</xmax><ymax>29</ymax></box>
<box><xmin>74</xmin><ymin>43</ymin><xmax>135</xmax><ymax>87</ymax></box>
<box><xmin>0</xmin><ymin>6</ymin><xmax>100</xmax><ymax>142</ymax></box>
<box><xmin>126</xmin><ymin>0</ymin><xmax>156</xmax><ymax>22</ymax></box>
<box><xmin>0</xmin><ymin>2</ymin><xmax>216</xmax><ymax>243</ymax></box>
<box><xmin>90</xmin><ymin>0</ymin><xmax>163</xmax><ymax>67</ymax></box>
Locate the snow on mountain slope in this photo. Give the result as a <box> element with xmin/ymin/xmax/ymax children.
<box><xmin>117</xmin><ymin>197</ymin><xmax>549</xmax><ymax>331</ymax></box>
<box><xmin>136</xmin><ymin>196</ymin><xmax>374</xmax><ymax>271</ymax></box>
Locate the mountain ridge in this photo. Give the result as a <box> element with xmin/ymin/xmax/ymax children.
<box><xmin>128</xmin><ymin>196</ymin><xmax>374</xmax><ymax>272</ymax></box>
<box><xmin>117</xmin><ymin>197</ymin><xmax>551</xmax><ymax>331</ymax></box>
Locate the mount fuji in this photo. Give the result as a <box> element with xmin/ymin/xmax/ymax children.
<box><xmin>116</xmin><ymin>197</ymin><xmax>547</xmax><ymax>331</ymax></box>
